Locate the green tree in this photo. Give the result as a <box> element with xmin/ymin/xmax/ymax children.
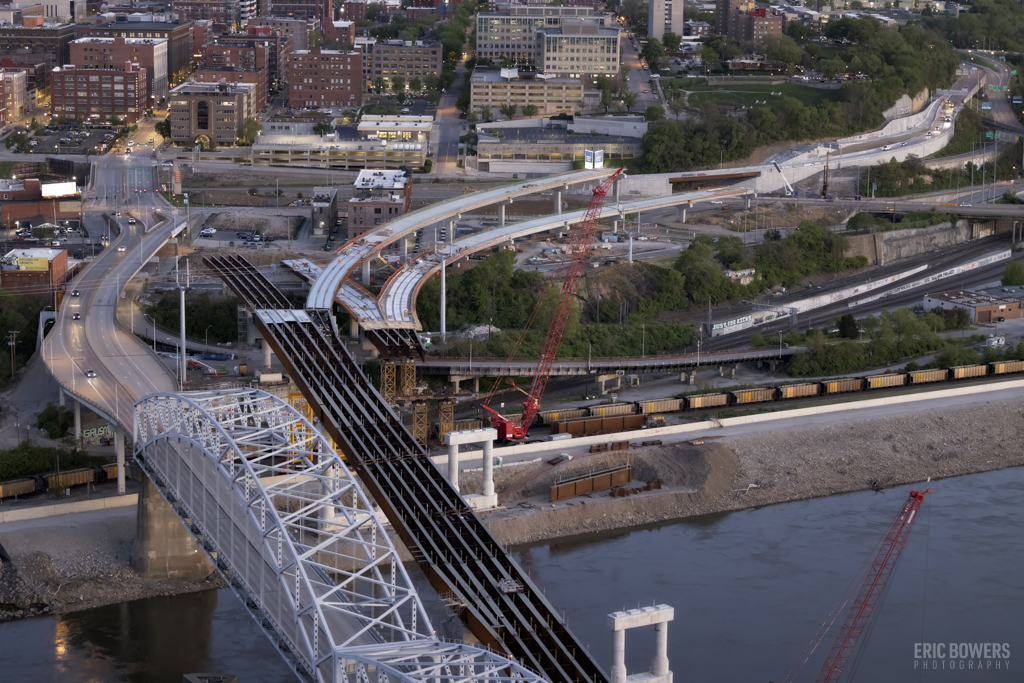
<box><xmin>313</xmin><ymin>121</ymin><xmax>335</xmax><ymax>135</ymax></box>
<box><xmin>662</xmin><ymin>32</ymin><xmax>682</xmax><ymax>53</ymax></box>
<box><xmin>1002</xmin><ymin>261</ymin><xmax>1024</xmax><ymax>286</ymax></box>
<box><xmin>644</xmin><ymin>105</ymin><xmax>665</xmax><ymax>121</ymax></box>
<box><xmin>600</xmin><ymin>86</ymin><xmax>614</xmax><ymax>113</ymax></box>
<box><xmin>522</xmin><ymin>104</ymin><xmax>539</xmax><ymax>118</ymax></box>
<box><xmin>391</xmin><ymin>76</ymin><xmax>406</xmax><ymax>96</ymax></box>
<box><xmin>500</xmin><ymin>102</ymin><xmax>517</xmax><ymax>119</ymax></box>
<box><xmin>701</xmin><ymin>46</ymin><xmax>720</xmax><ymax>71</ymax></box>
<box><xmin>642</xmin><ymin>38</ymin><xmax>667</xmax><ymax>68</ymax></box>
<box><xmin>239</xmin><ymin>117</ymin><xmax>263</xmax><ymax>145</ymax></box>
<box><xmin>667</xmin><ymin>93</ymin><xmax>686</xmax><ymax>120</ymax></box>
<box><xmin>409</xmin><ymin>76</ymin><xmax>422</xmax><ymax>93</ymax></box>
<box><xmin>479</xmin><ymin>104</ymin><xmax>492</xmax><ymax>121</ymax></box>
<box><xmin>5</xmin><ymin>132</ymin><xmax>30</xmax><ymax>153</ymax></box>
<box><xmin>787</xmin><ymin>20</ymin><xmax>811</xmax><ymax>43</ymax></box>
<box><xmin>621</xmin><ymin>90</ymin><xmax>638</xmax><ymax>112</ymax></box>
<box><xmin>373</xmin><ymin>76</ymin><xmax>386</xmax><ymax>93</ymax></box>
<box><xmin>619</xmin><ymin>64</ymin><xmax>631</xmax><ymax>84</ymax></box>
<box><xmin>837</xmin><ymin>313</ymin><xmax>859</xmax><ymax>339</ymax></box>
<box><xmin>154</xmin><ymin>116</ymin><xmax>171</xmax><ymax>139</ymax></box>
<box><xmin>309</xmin><ymin>27</ymin><xmax>324</xmax><ymax>48</ymax></box>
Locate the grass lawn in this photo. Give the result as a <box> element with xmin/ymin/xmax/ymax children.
<box><xmin>686</xmin><ymin>82</ymin><xmax>844</xmax><ymax>109</ymax></box>
<box><xmin>960</xmin><ymin>52</ymin><xmax>995</xmax><ymax>70</ymax></box>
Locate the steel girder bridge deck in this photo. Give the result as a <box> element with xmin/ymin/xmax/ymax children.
<box><xmin>134</xmin><ymin>388</ymin><xmax>549</xmax><ymax>683</ymax></box>
<box><xmin>204</xmin><ymin>255</ymin><xmax>608</xmax><ymax>683</ymax></box>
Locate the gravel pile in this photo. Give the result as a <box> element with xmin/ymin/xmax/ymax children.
<box><xmin>0</xmin><ymin>509</ymin><xmax>224</xmax><ymax>622</ymax></box>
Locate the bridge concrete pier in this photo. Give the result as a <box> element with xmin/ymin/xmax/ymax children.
<box><xmin>349</xmin><ymin>320</ymin><xmax>359</xmax><ymax>338</ymax></box>
<box><xmin>59</xmin><ymin>389</ymin><xmax>65</xmax><ymax>408</ymax></box>
<box><xmin>608</xmin><ymin>604</ymin><xmax>674</xmax><ymax>683</ymax></box>
<box><xmin>114</xmin><ymin>425</ymin><xmax>126</xmax><ymax>495</ymax></box>
<box><xmin>361</xmin><ymin>259</ymin><xmax>371</xmax><ymax>286</ymax></box>
<box><xmin>263</xmin><ymin>341</ymin><xmax>272</xmax><ymax>369</ymax></box>
<box><xmin>555</xmin><ymin>190</ymin><xmax>562</xmax><ymax>215</ymax></box>
<box><xmin>678</xmin><ymin>207</ymin><xmax>686</xmax><ymax>223</ymax></box>
<box><xmin>444</xmin><ymin>428</ymin><xmax>498</xmax><ymax>510</ymax></box>
<box><xmin>597</xmin><ymin>373</ymin><xmax>622</xmax><ymax>395</ymax></box>
<box><xmin>74</xmin><ymin>399</ymin><xmax>81</xmax><ymax>440</ymax></box>
<box><xmin>131</xmin><ymin>475</ymin><xmax>215</xmax><ymax>579</ymax></box>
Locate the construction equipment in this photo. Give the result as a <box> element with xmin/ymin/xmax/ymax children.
<box><xmin>481</xmin><ymin>168</ymin><xmax>623</xmax><ymax>440</ymax></box>
<box><xmin>462</xmin><ymin>186</ymin><xmax>479</xmax><ymax>195</ymax></box>
<box><xmin>773</xmin><ymin>162</ymin><xmax>797</xmax><ymax>197</ymax></box>
<box><xmin>814</xmin><ymin>489</ymin><xmax>930</xmax><ymax>683</ymax></box>
<box><xmin>820</xmin><ymin>150</ymin><xmax>830</xmax><ymax>199</ymax></box>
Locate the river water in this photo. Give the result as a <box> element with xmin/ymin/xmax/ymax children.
<box><xmin>2</xmin><ymin>467</ymin><xmax>1022</xmax><ymax>682</ymax></box>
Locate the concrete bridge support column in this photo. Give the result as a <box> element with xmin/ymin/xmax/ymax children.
<box><xmin>361</xmin><ymin>259</ymin><xmax>371</xmax><ymax>286</ymax></box>
<box><xmin>447</xmin><ymin>442</ymin><xmax>460</xmax><ymax>493</ymax></box>
<box><xmin>74</xmin><ymin>399</ymin><xmax>81</xmax><ymax>440</ymax></box>
<box><xmin>652</xmin><ymin>622</ymin><xmax>670</xmax><ymax>677</ymax></box>
<box><xmin>131</xmin><ymin>475</ymin><xmax>215</xmax><ymax>579</ymax></box>
<box><xmin>349</xmin><ymin>320</ymin><xmax>359</xmax><ymax>338</ymax></box>
<box><xmin>440</xmin><ymin>255</ymin><xmax>447</xmax><ymax>343</ymax></box>
<box><xmin>114</xmin><ymin>426</ymin><xmax>126</xmax><ymax>495</ymax></box>
<box><xmin>263</xmin><ymin>341</ymin><xmax>272</xmax><ymax>369</ymax></box>
<box><xmin>678</xmin><ymin>207</ymin><xmax>686</xmax><ymax>223</ymax></box>
<box><xmin>59</xmin><ymin>389</ymin><xmax>65</xmax><ymax>408</ymax></box>
<box><xmin>473</xmin><ymin>377</ymin><xmax>480</xmax><ymax>394</ymax></box>
<box><xmin>482</xmin><ymin>438</ymin><xmax>495</xmax><ymax>498</ymax></box>
<box><xmin>610</xmin><ymin>630</ymin><xmax>627</xmax><ymax>683</ymax></box>
<box><xmin>555</xmin><ymin>190</ymin><xmax>562</xmax><ymax>215</ymax></box>
<box><xmin>498</xmin><ymin>203</ymin><xmax>506</xmax><ymax>227</ymax></box>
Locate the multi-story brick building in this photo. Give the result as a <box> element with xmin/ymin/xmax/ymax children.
<box><xmin>339</xmin><ymin>0</ymin><xmax>365</xmax><ymax>21</ymax></box>
<box><xmin>192</xmin><ymin>19</ymin><xmax>212</xmax><ymax>59</ymax></box>
<box><xmin>0</xmin><ymin>54</ymin><xmax>52</xmax><ymax>109</ymax></box>
<box><xmin>0</xmin><ymin>247</ymin><xmax>69</xmax><ymax>301</ymax></box>
<box><xmin>347</xmin><ymin>169</ymin><xmax>411</xmax><ymax>238</ymax></box>
<box><xmin>167</xmin><ymin>80</ymin><xmax>256</xmax><ymax>147</ymax></box>
<box><xmin>248</xmin><ymin>16</ymin><xmax>313</xmax><ymax>50</ymax></box>
<box><xmin>0</xmin><ymin>21</ymin><xmax>77</xmax><ymax>66</ymax></box>
<box><xmin>50</xmin><ymin>61</ymin><xmax>149</xmax><ymax>122</ymax></box>
<box><xmin>476</xmin><ymin>6</ymin><xmax>601</xmax><ymax>66</ymax></box>
<box><xmin>195</xmin><ymin>65</ymin><xmax>267</xmax><ymax>111</ymax></box>
<box><xmin>216</xmin><ymin>31</ymin><xmax>293</xmax><ymax>88</ymax></box>
<box><xmin>173</xmin><ymin>0</ymin><xmax>229</xmax><ymax>25</ymax></box>
<box><xmin>325</xmin><ymin>18</ymin><xmax>354</xmax><ymax>46</ymax></box>
<box><xmin>684</xmin><ymin>19</ymin><xmax>710</xmax><ymax>37</ymax></box>
<box><xmin>536</xmin><ymin>21</ymin><xmax>621</xmax><ymax>79</ymax></box>
<box><xmin>715</xmin><ymin>0</ymin><xmax>751</xmax><ymax>36</ymax></box>
<box><xmin>366</xmin><ymin>40</ymin><xmax>441</xmax><ymax>89</ymax></box>
<box><xmin>70</xmin><ymin>36</ymin><xmax>167</xmax><ymax>102</ymax></box>
<box><xmin>288</xmin><ymin>47</ymin><xmax>362</xmax><ymax>108</ymax></box>
<box><xmin>727</xmin><ymin>7</ymin><xmax>784</xmax><ymax>42</ymax></box>
<box><xmin>73</xmin><ymin>19</ymin><xmax>194</xmax><ymax>85</ymax></box>
<box><xmin>0</xmin><ymin>73</ymin><xmax>7</xmax><ymax>126</ymax></box>
<box><xmin>0</xmin><ymin>3</ymin><xmax>44</xmax><ymax>24</ymax></box>
<box><xmin>269</xmin><ymin>0</ymin><xmax>319</xmax><ymax>20</ymax></box>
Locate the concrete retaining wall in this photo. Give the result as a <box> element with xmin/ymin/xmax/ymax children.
<box><xmin>844</xmin><ymin>220</ymin><xmax>972</xmax><ymax>266</ymax></box>
<box><xmin>0</xmin><ymin>493</ymin><xmax>138</xmax><ymax>524</ymax></box>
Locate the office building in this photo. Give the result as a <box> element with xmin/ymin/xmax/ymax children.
<box><xmin>194</xmin><ymin>66</ymin><xmax>266</xmax><ymax>111</ymax></box>
<box><xmin>1</xmin><ymin>68</ymin><xmax>26</xmax><ymax>117</ymax></box>
<box><xmin>70</xmin><ymin>35</ymin><xmax>167</xmax><ymax>102</ymax></box>
<box><xmin>51</xmin><ymin>62</ymin><xmax>148</xmax><ymax>122</ymax></box>
<box><xmin>74</xmin><ymin>19</ymin><xmax>193</xmax><ymax>84</ymax></box>
<box><xmin>1</xmin><ymin>53</ymin><xmax>53</xmax><ymax>108</ymax></box>
<box><xmin>366</xmin><ymin>40</ymin><xmax>442</xmax><ymax>89</ymax></box>
<box><xmin>218</xmin><ymin>30</ymin><xmax>294</xmax><ymax>86</ymax></box>
<box><xmin>476</xmin><ymin>6</ymin><xmax>602</xmax><ymax>65</ymax></box>
<box><xmin>0</xmin><ymin>21</ymin><xmax>77</xmax><ymax>66</ymax></box>
<box><xmin>923</xmin><ymin>290</ymin><xmax>1024</xmax><ymax>324</ymax></box>
<box><xmin>248</xmin><ymin>16</ymin><xmax>313</xmax><ymax>50</ymax></box>
<box><xmin>536</xmin><ymin>21</ymin><xmax>621</xmax><ymax>79</ymax></box>
<box><xmin>287</xmin><ymin>46</ymin><xmax>362</xmax><ymax>108</ymax></box>
<box><xmin>167</xmin><ymin>80</ymin><xmax>255</xmax><ymax>146</ymax></box>
<box><xmin>470</xmin><ymin>69</ymin><xmax>584</xmax><ymax>115</ymax></box>
<box><xmin>0</xmin><ymin>247</ymin><xmax>69</xmax><ymax>300</ymax></box>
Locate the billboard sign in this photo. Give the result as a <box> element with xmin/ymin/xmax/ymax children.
<box><xmin>59</xmin><ymin>201</ymin><xmax>81</xmax><ymax>212</ymax></box>
<box><xmin>585</xmin><ymin>150</ymin><xmax>594</xmax><ymax>169</ymax></box>
<box><xmin>982</xmin><ymin>102</ymin><xmax>992</xmax><ymax>109</ymax></box>
<box><xmin>17</xmin><ymin>256</ymin><xmax>49</xmax><ymax>271</ymax></box>
<box><xmin>594</xmin><ymin>150</ymin><xmax>604</xmax><ymax>168</ymax></box>
<box><xmin>40</xmin><ymin>181</ymin><xmax>77</xmax><ymax>198</ymax></box>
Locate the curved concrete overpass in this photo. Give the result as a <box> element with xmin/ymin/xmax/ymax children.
<box><xmin>376</xmin><ymin>187</ymin><xmax>747</xmax><ymax>330</ymax></box>
<box><xmin>306</xmin><ymin>168</ymin><xmax>618</xmax><ymax>310</ymax></box>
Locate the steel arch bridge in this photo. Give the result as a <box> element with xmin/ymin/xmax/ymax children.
<box><xmin>134</xmin><ymin>388</ymin><xmax>549</xmax><ymax>683</ymax></box>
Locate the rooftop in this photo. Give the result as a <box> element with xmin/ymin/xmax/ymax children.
<box><xmin>357</xmin><ymin>120</ymin><xmax>432</xmax><ymax>131</ymax></box>
<box><xmin>472</xmin><ymin>69</ymin><xmax>580</xmax><ymax>84</ymax></box>
<box><xmin>359</xmin><ymin>115</ymin><xmax>433</xmax><ymax>124</ymax></box>
<box><xmin>72</xmin><ymin>36</ymin><xmax>167</xmax><ymax>44</ymax></box>
<box><xmin>926</xmin><ymin>290</ymin><xmax>1021</xmax><ymax>307</ymax></box>
<box><xmin>312</xmin><ymin>186</ymin><xmax>338</xmax><ymax>206</ymax></box>
<box><xmin>3</xmin><ymin>247</ymin><xmax>62</xmax><ymax>261</ymax></box>
<box><xmin>0</xmin><ymin>179</ymin><xmax>25</xmax><ymax>191</ymax></box>
<box><xmin>170</xmin><ymin>80</ymin><xmax>256</xmax><ymax>95</ymax></box>
<box><xmin>476</xmin><ymin>126</ymin><xmax>640</xmax><ymax>146</ymax></box>
<box><xmin>354</xmin><ymin>169</ymin><xmax>408</xmax><ymax>190</ymax></box>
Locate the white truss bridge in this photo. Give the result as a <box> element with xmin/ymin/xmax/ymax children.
<box><xmin>134</xmin><ymin>388</ymin><xmax>549</xmax><ymax>683</ymax></box>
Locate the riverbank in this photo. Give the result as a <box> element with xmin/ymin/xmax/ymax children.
<box><xmin>3</xmin><ymin>395</ymin><xmax>1021</xmax><ymax>622</ymax></box>
<box><xmin>475</xmin><ymin>397</ymin><xmax>1024</xmax><ymax>546</ymax></box>
<box><xmin>0</xmin><ymin>507</ymin><xmax>224</xmax><ymax>622</ymax></box>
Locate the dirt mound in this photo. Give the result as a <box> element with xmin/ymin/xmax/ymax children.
<box><xmin>205</xmin><ymin>211</ymin><xmax>302</xmax><ymax>238</ymax></box>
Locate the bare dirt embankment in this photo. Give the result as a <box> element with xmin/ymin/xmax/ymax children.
<box><xmin>473</xmin><ymin>398</ymin><xmax>1024</xmax><ymax>547</ymax></box>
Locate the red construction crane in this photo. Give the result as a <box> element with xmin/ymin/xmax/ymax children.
<box><xmin>482</xmin><ymin>168</ymin><xmax>623</xmax><ymax>441</ymax></box>
<box><xmin>814</xmin><ymin>489</ymin><xmax>930</xmax><ymax>683</ymax></box>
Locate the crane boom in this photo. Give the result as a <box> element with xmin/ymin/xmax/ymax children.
<box><xmin>483</xmin><ymin>168</ymin><xmax>623</xmax><ymax>440</ymax></box>
<box><xmin>814</xmin><ymin>488</ymin><xmax>930</xmax><ymax>683</ymax></box>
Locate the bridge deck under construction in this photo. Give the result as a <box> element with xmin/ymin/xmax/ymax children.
<box><xmin>206</xmin><ymin>256</ymin><xmax>607</xmax><ymax>683</ymax></box>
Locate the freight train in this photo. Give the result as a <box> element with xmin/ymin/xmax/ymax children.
<box><xmin>538</xmin><ymin>360</ymin><xmax>1024</xmax><ymax>425</ymax></box>
<box><xmin>0</xmin><ymin>463</ymin><xmax>119</xmax><ymax>500</ymax></box>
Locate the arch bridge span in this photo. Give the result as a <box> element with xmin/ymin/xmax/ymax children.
<box><xmin>133</xmin><ymin>388</ymin><xmax>550</xmax><ymax>683</ymax></box>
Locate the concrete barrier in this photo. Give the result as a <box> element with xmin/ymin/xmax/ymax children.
<box><xmin>0</xmin><ymin>493</ymin><xmax>138</xmax><ymax>524</ymax></box>
<box><xmin>488</xmin><ymin>378</ymin><xmax>1024</xmax><ymax>459</ymax></box>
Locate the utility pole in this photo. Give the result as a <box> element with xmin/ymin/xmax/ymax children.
<box><xmin>7</xmin><ymin>330</ymin><xmax>17</xmax><ymax>377</ymax></box>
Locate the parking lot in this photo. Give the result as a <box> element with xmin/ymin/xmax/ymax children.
<box><xmin>29</xmin><ymin>125</ymin><xmax>124</xmax><ymax>155</ymax></box>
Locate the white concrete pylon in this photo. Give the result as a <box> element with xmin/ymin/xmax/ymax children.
<box><xmin>443</xmin><ymin>428</ymin><xmax>499</xmax><ymax>510</ymax></box>
<box><xmin>607</xmin><ymin>604</ymin><xmax>674</xmax><ymax>683</ymax></box>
